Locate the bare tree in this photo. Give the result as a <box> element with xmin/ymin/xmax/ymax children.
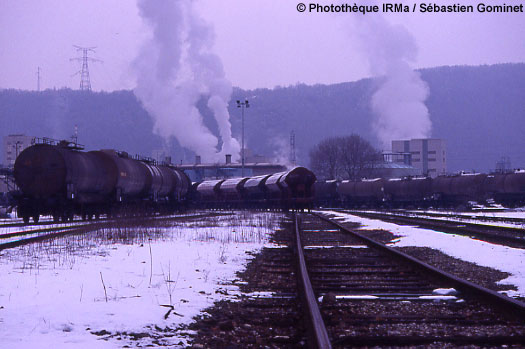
<box><xmin>309</xmin><ymin>134</ymin><xmax>380</xmax><ymax>180</ymax></box>
<box><xmin>338</xmin><ymin>134</ymin><xmax>380</xmax><ymax>180</ymax></box>
<box><xmin>309</xmin><ymin>137</ymin><xmax>341</xmax><ymax>180</ymax></box>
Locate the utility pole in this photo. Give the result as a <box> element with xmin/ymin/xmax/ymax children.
<box><xmin>36</xmin><ymin>67</ymin><xmax>41</xmax><ymax>91</ymax></box>
<box><xmin>290</xmin><ymin>130</ymin><xmax>296</xmax><ymax>166</ymax></box>
<box><xmin>236</xmin><ymin>99</ymin><xmax>250</xmax><ymax>177</ymax></box>
<box><xmin>70</xmin><ymin>46</ymin><xmax>102</xmax><ymax>91</ymax></box>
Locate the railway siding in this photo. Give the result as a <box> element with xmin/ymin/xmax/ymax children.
<box><xmin>304</xmin><ymin>213</ymin><xmax>525</xmax><ymax>346</ymax></box>
<box><xmin>340</xmin><ymin>209</ymin><xmax>525</xmax><ymax>248</ymax></box>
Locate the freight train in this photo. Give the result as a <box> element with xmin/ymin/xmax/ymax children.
<box><xmin>12</xmin><ymin>142</ymin><xmax>317</xmax><ymax>223</ymax></box>
<box><xmin>193</xmin><ymin>167</ymin><xmax>317</xmax><ymax>211</ymax></box>
<box><xmin>13</xmin><ymin>141</ymin><xmax>191</xmax><ymax>223</ymax></box>
<box><xmin>15</xmin><ymin>140</ymin><xmax>524</xmax><ymax>222</ymax></box>
<box><xmin>315</xmin><ymin>171</ymin><xmax>525</xmax><ymax>209</ymax></box>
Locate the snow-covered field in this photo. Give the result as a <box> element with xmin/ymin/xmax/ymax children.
<box><xmin>321</xmin><ymin>210</ymin><xmax>525</xmax><ymax>298</ymax></box>
<box><xmin>0</xmin><ymin>212</ymin><xmax>283</xmax><ymax>348</ymax></box>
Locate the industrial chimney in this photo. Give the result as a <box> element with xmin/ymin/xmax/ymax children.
<box><xmin>195</xmin><ymin>155</ymin><xmax>201</xmax><ymax>165</ymax></box>
<box><xmin>225</xmin><ymin>154</ymin><xmax>232</xmax><ymax>164</ymax></box>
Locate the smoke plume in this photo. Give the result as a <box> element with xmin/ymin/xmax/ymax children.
<box><xmin>133</xmin><ymin>0</ymin><xmax>240</xmax><ymax>162</ymax></box>
<box><xmin>357</xmin><ymin>16</ymin><xmax>431</xmax><ymax>149</ymax></box>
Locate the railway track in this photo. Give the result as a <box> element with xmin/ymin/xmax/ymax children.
<box><xmin>401</xmin><ymin>210</ymin><xmax>525</xmax><ymax>226</ymax></box>
<box><xmin>332</xmin><ymin>209</ymin><xmax>525</xmax><ymax>248</ymax></box>
<box><xmin>0</xmin><ymin>211</ymin><xmax>233</xmax><ymax>229</ymax></box>
<box><xmin>190</xmin><ymin>211</ymin><xmax>525</xmax><ymax>347</ymax></box>
<box><xmin>0</xmin><ymin>222</ymin><xmax>106</xmax><ymax>251</ymax></box>
<box><xmin>293</xmin><ymin>212</ymin><xmax>525</xmax><ymax>347</ymax></box>
<box><xmin>0</xmin><ymin>212</ymin><xmax>232</xmax><ymax>251</ymax></box>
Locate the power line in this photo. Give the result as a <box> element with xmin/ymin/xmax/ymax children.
<box><xmin>70</xmin><ymin>46</ymin><xmax>102</xmax><ymax>91</ymax></box>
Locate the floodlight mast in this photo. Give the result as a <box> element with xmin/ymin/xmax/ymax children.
<box><xmin>237</xmin><ymin>99</ymin><xmax>250</xmax><ymax>177</ymax></box>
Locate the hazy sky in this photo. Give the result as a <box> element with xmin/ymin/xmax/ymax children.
<box><xmin>1</xmin><ymin>0</ymin><xmax>524</xmax><ymax>91</ymax></box>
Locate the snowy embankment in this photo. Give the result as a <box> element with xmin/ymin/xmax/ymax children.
<box><xmin>0</xmin><ymin>212</ymin><xmax>282</xmax><ymax>348</ymax></box>
<box><xmin>320</xmin><ymin>210</ymin><xmax>525</xmax><ymax>298</ymax></box>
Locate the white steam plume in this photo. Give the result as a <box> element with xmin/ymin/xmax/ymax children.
<box><xmin>133</xmin><ymin>0</ymin><xmax>240</xmax><ymax>162</ymax></box>
<box><xmin>356</xmin><ymin>16</ymin><xmax>431</xmax><ymax>149</ymax></box>
<box><xmin>271</xmin><ymin>136</ymin><xmax>293</xmax><ymax>170</ymax></box>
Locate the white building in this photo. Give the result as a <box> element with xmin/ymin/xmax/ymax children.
<box><xmin>3</xmin><ymin>134</ymin><xmax>34</xmax><ymax>168</ymax></box>
<box><xmin>392</xmin><ymin>138</ymin><xmax>446</xmax><ymax>178</ymax></box>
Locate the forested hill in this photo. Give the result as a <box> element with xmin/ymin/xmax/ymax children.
<box><xmin>1</xmin><ymin>63</ymin><xmax>524</xmax><ymax>172</ymax></box>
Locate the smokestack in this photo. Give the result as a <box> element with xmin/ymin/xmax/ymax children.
<box><xmin>225</xmin><ymin>154</ymin><xmax>231</xmax><ymax>164</ymax></box>
<box><xmin>164</xmin><ymin>156</ymin><xmax>172</xmax><ymax>164</ymax></box>
<box><xmin>195</xmin><ymin>155</ymin><xmax>201</xmax><ymax>165</ymax></box>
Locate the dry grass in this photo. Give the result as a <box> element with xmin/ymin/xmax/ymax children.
<box><xmin>0</xmin><ymin>211</ymin><xmax>284</xmax><ymax>272</ymax></box>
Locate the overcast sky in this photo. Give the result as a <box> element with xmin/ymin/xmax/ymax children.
<box><xmin>1</xmin><ymin>0</ymin><xmax>524</xmax><ymax>91</ymax></box>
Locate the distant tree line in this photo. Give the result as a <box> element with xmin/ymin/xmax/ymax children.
<box><xmin>309</xmin><ymin>134</ymin><xmax>380</xmax><ymax>180</ymax></box>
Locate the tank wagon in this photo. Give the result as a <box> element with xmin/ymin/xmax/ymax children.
<box><xmin>431</xmin><ymin>173</ymin><xmax>487</xmax><ymax>208</ymax></box>
<box><xmin>14</xmin><ymin>142</ymin><xmax>190</xmax><ymax>223</ymax></box>
<box><xmin>338</xmin><ymin>178</ymin><xmax>386</xmax><ymax>208</ymax></box>
<box><xmin>313</xmin><ymin>180</ymin><xmax>339</xmax><ymax>207</ymax></box>
<box><xmin>483</xmin><ymin>171</ymin><xmax>525</xmax><ymax>207</ymax></box>
<box><xmin>314</xmin><ymin>170</ymin><xmax>525</xmax><ymax>209</ymax></box>
<box><xmin>384</xmin><ymin>177</ymin><xmax>432</xmax><ymax>208</ymax></box>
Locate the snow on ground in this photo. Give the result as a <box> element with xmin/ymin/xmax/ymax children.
<box><xmin>351</xmin><ymin>209</ymin><xmax>525</xmax><ymax>229</ymax></box>
<box><xmin>320</xmin><ymin>210</ymin><xmax>525</xmax><ymax>298</ymax></box>
<box><xmin>0</xmin><ymin>212</ymin><xmax>283</xmax><ymax>348</ymax></box>
<box><xmin>416</xmin><ymin>208</ymin><xmax>525</xmax><ymax>220</ymax></box>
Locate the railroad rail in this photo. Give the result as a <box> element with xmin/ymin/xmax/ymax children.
<box><xmin>333</xmin><ymin>209</ymin><xmax>525</xmax><ymax>248</ymax></box>
<box><xmin>0</xmin><ymin>211</ymin><xmax>232</xmax><ymax>230</ymax></box>
<box><xmin>401</xmin><ymin>209</ymin><xmax>525</xmax><ymax>225</ymax></box>
<box><xmin>0</xmin><ymin>212</ymin><xmax>233</xmax><ymax>251</ymax></box>
<box><xmin>0</xmin><ymin>222</ymin><xmax>106</xmax><ymax>251</ymax></box>
<box><xmin>293</xmin><ymin>214</ymin><xmax>332</xmax><ymax>348</ymax></box>
<box><xmin>292</xmin><ymin>212</ymin><xmax>525</xmax><ymax>347</ymax></box>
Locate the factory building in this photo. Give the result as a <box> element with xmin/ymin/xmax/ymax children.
<box><xmin>178</xmin><ymin>155</ymin><xmax>286</xmax><ymax>182</ymax></box>
<box><xmin>3</xmin><ymin>134</ymin><xmax>35</xmax><ymax>168</ymax></box>
<box><xmin>392</xmin><ymin>138</ymin><xmax>446</xmax><ymax>178</ymax></box>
